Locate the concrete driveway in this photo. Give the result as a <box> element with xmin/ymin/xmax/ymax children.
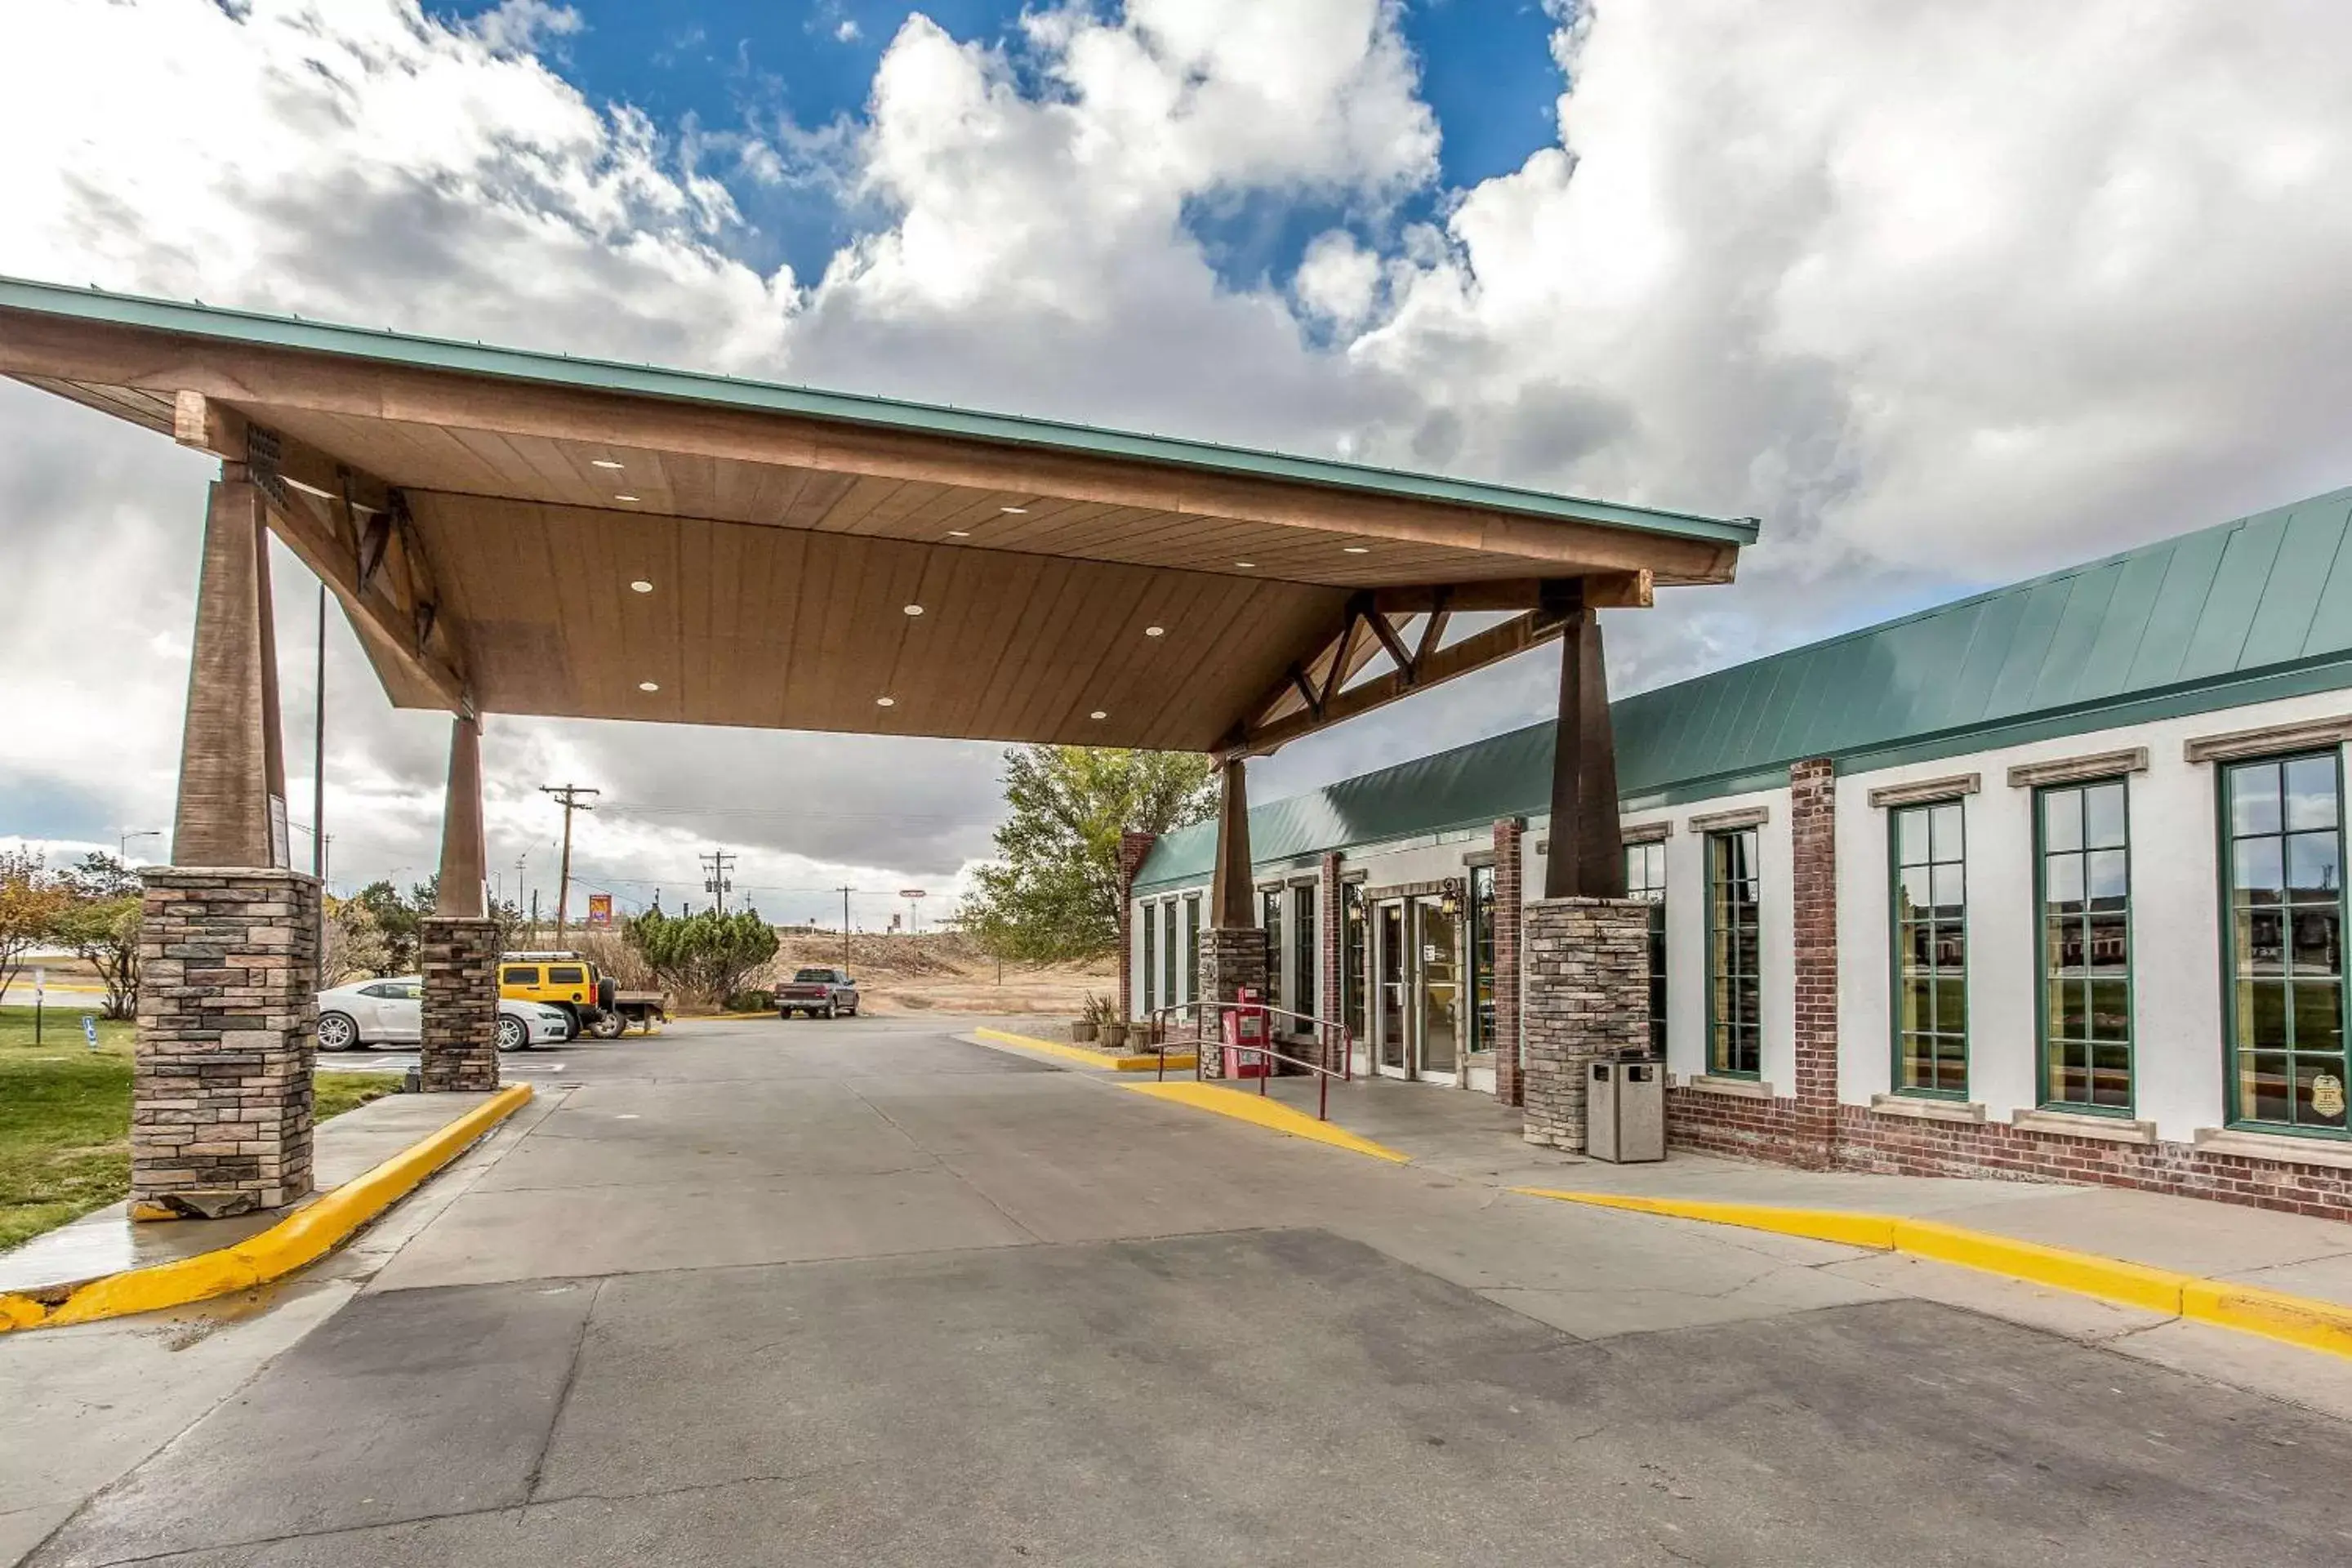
<box><xmin>10</xmin><ymin>1015</ymin><xmax>2352</xmax><ymax>1566</ymax></box>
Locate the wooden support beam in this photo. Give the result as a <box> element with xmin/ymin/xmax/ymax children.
<box><xmin>175</xmin><ymin>392</ymin><xmax>468</xmax><ymax>713</ymax></box>
<box><xmin>1210</xmin><ymin>755</ymin><xmax>1254</xmax><ymax>929</ymax></box>
<box><xmin>433</xmin><ymin>715</ymin><xmax>488</xmax><ymax>918</ymax></box>
<box><xmin>1370</xmin><ymin>570</ymin><xmax>1651</xmax><ymax>615</ymax></box>
<box><xmin>1542</xmin><ymin>579</ymin><xmax>1628</xmax><ymax>901</ymax></box>
<box><xmin>1230</xmin><ymin>606</ymin><xmax>1569</xmax><ymax>759</ymax></box>
<box><xmin>1413</xmin><ymin>586</ymin><xmax>1452</xmax><ymax>672</ymax></box>
<box><xmin>171</xmin><ymin>476</ymin><xmax>290</xmax><ymax>869</ymax></box>
<box><xmin>1365</xmin><ymin>610</ymin><xmax>1416</xmax><ymax>682</ymax></box>
<box><xmin>1319</xmin><ymin>603</ymin><xmax>1361</xmax><ymax>712</ymax></box>
<box><xmin>1286</xmin><ymin>664</ymin><xmax>1322</xmax><ymax>723</ymax></box>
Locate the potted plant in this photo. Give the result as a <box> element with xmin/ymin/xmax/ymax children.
<box><xmin>1098</xmin><ymin>1000</ymin><xmax>1130</xmax><ymax>1052</ymax></box>
<box><xmin>1072</xmin><ymin>991</ymin><xmax>1103</xmax><ymax>1043</ymax></box>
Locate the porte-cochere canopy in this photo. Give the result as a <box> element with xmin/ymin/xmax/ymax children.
<box><xmin>0</xmin><ymin>276</ymin><xmax>1755</xmax><ymax>758</ymax></box>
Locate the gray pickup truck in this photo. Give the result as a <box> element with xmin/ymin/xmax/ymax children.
<box><xmin>776</xmin><ymin>967</ymin><xmax>860</xmax><ymax>1019</ymax></box>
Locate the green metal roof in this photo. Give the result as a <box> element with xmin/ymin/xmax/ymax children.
<box><xmin>1137</xmin><ymin>484</ymin><xmax>2352</xmax><ymax>892</ymax></box>
<box><xmin>0</xmin><ymin>275</ymin><xmax>1757</xmax><ymax>549</ymax></box>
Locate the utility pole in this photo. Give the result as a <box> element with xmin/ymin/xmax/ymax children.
<box><xmin>837</xmin><ymin>884</ymin><xmax>854</xmax><ymax>969</ymax></box>
<box><xmin>701</xmin><ymin>849</ymin><xmax>737</xmax><ymax>915</ymax></box>
<box><xmin>539</xmin><ymin>785</ymin><xmax>599</xmax><ymax>938</ymax></box>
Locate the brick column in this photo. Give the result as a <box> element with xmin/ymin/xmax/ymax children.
<box><xmin>1196</xmin><ymin>925</ymin><xmax>1267</xmax><ymax>1080</ymax></box>
<box><xmin>419</xmin><ymin>917</ymin><xmax>501</xmax><ymax>1092</ymax></box>
<box><xmin>1520</xmin><ymin>897</ymin><xmax>1650</xmax><ymax>1152</ymax></box>
<box><xmin>1788</xmin><ymin>758</ymin><xmax>1839</xmax><ymax>1169</ymax></box>
<box><xmin>1116</xmin><ymin>830</ymin><xmax>1157</xmax><ymax>1022</ymax></box>
<box><xmin>1492</xmin><ymin>818</ymin><xmax>1525</xmax><ymax>1106</ymax></box>
<box><xmin>132</xmin><ymin>868</ymin><xmax>320</xmax><ymax>1218</ymax></box>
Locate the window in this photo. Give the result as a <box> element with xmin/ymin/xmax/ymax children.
<box><xmin>1893</xmin><ymin>800</ymin><xmax>1968</xmax><ymax>1097</ymax></box>
<box><xmin>548</xmin><ymin>966</ymin><xmax>586</xmax><ymax>986</ymax></box>
<box><xmin>2038</xmin><ymin>780</ymin><xmax>2132</xmax><ymax>1111</ymax></box>
<box><xmin>1707</xmin><ymin>829</ymin><xmax>1762</xmax><ymax>1076</ymax></box>
<box><xmin>1163</xmin><ymin>900</ymin><xmax>1178</xmax><ymax>1012</ymax></box>
<box><xmin>1341</xmin><ymin>881</ymin><xmax>1366</xmax><ymax>1042</ymax></box>
<box><xmin>1467</xmin><ymin>864</ymin><xmax>1498</xmax><ymax>1057</ymax></box>
<box><xmin>501</xmin><ymin>967</ymin><xmax>540</xmax><ymax>986</ymax></box>
<box><xmin>1626</xmin><ymin>840</ymin><xmax>1668</xmax><ymax>1055</ymax></box>
<box><xmin>1142</xmin><ymin>902</ymin><xmax>1157</xmax><ymax>1016</ymax></box>
<box><xmin>2223</xmin><ymin>754</ymin><xmax>2350</xmax><ymax>1135</ymax></box>
<box><xmin>1184</xmin><ymin>895</ymin><xmax>1200</xmax><ymax>1007</ymax></box>
<box><xmin>1261</xmin><ymin>889</ymin><xmax>1284</xmax><ymax>1014</ymax></box>
<box><xmin>1292</xmin><ymin>886</ymin><xmax>1317</xmax><ymax>1025</ymax></box>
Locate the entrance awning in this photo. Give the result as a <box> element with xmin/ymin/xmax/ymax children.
<box><xmin>0</xmin><ymin>277</ymin><xmax>1757</xmax><ymax>757</ymax></box>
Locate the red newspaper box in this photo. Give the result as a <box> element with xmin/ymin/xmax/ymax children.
<box><xmin>1221</xmin><ymin>987</ymin><xmax>1269</xmax><ymax>1078</ymax></box>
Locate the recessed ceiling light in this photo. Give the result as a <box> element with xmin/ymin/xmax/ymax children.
<box><xmin>638</xmin><ymin>681</ymin><xmax>660</xmax><ymax>693</ymax></box>
<box><xmin>629</xmin><ymin>580</ymin><xmax>653</xmax><ymax>593</ymax></box>
<box><xmin>875</xmin><ymin>696</ymin><xmax>896</xmax><ymax>707</ymax></box>
<box><xmin>1342</xmin><ymin>546</ymin><xmax>1370</xmax><ymax>555</ymax></box>
<box><xmin>1234</xmin><ymin>561</ymin><xmax>1256</xmax><ymax>568</ymax></box>
<box><xmin>591</xmin><ymin>459</ymin><xmax>625</xmax><ymax>470</ymax></box>
<box><xmin>947</xmin><ymin>529</ymin><xmax>971</xmax><ymax>537</ymax></box>
<box><xmin>1144</xmin><ymin>626</ymin><xmax>1165</xmax><ymax>637</ymax></box>
<box><xmin>903</xmin><ymin>604</ymin><xmax>924</xmax><ymax>616</ymax></box>
<box><xmin>614</xmin><ymin>493</ymin><xmax>639</xmax><ymax>502</ymax></box>
<box><xmin>1090</xmin><ymin>710</ymin><xmax>1108</xmax><ymax>720</ymax></box>
<box><xmin>1000</xmin><ymin>506</ymin><xmax>1028</xmax><ymax>514</ymax></box>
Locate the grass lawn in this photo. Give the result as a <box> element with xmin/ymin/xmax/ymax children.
<box><xmin>0</xmin><ymin>1006</ymin><xmax>396</xmax><ymax>1252</ymax></box>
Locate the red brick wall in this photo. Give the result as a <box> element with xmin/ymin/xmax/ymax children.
<box><xmin>1116</xmin><ymin>831</ymin><xmax>1156</xmax><ymax>1022</ymax></box>
<box><xmin>1788</xmin><ymin>758</ymin><xmax>1838</xmax><ymax>1169</ymax></box>
<box><xmin>1493</xmin><ymin>818</ymin><xmax>1525</xmax><ymax>1106</ymax></box>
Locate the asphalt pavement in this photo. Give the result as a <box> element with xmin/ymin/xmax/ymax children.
<box><xmin>7</xmin><ymin>1014</ymin><xmax>2352</xmax><ymax>1566</ymax></box>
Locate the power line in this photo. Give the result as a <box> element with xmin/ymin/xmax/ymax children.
<box><xmin>700</xmin><ymin>848</ymin><xmax>737</xmax><ymax>915</ymax></box>
<box><xmin>538</xmin><ymin>784</ymin><xmax>599</xmax><ymax>938</ymax></box>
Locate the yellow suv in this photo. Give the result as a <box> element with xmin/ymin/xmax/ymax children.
<box><xmin>499</xmin><ymin>951</ymin><xmax>621</xmax><ymax>1038</ymax></box>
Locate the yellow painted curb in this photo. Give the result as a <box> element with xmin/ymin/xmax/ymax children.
<box><xmin>1510</xmin><ymin>1187</ymin><xmax>2352</xmax><ymax>1361</ymax></box>
<box><xmin>1121</xmin><ymin>1080</ymin><xmax>1410</xmax><ymax>1164</ymax></box>
<box><xmin>0</xmin><ymin>1083</ymin><xmax>533</xmax><ymax>1334</ymax></box>
<box><xmin>972</xmin><ymin>1027</ymin><xmax>1193</xmax><ymax>1074</ymax></box>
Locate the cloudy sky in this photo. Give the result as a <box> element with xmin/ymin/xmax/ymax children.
<box><xmin>0</xmin><ymin>0</ymin><xmax>2344</xmax><ymax>926</ymax></box>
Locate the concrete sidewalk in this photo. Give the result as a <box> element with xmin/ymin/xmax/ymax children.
<box><xmin>1259</xmin><ymin>1072</ymin><xmax>2352</xmax><ymax>1312</ymax></box>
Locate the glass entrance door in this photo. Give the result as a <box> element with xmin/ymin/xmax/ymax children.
<box><xmin>1416</xmin><ymin>900</ymin><xmax>1460</xmax><ymax>1081</ymax></box>
<box><xmin>1375</xmin><ymin>901</ymin><xmax>1408</xmax><ymax>1071</ymax></box>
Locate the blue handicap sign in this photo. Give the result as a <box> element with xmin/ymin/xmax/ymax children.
<box><xmin>81</xmin><ymin>1014</ymin><xmax>99</xmax><ymax>1048</ymax></box>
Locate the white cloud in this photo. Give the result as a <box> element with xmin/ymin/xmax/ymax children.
<box><xmin>0</xmin><ymin>0</ymin><xmax>2346</xmax><ymax>882</ymax></box>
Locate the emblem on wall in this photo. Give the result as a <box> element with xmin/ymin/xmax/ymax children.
<box><xmin>2314</xmin><ymin>1073</ymin><xmax>2347</xmax><ymax>1120</ymax></box>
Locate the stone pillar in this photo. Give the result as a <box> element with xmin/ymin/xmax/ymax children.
<box><xmin>419</xmin><ymin>917</ymin><xmax>501</xmax><ymax>1091</ymax></box>
<box><xmin>1116</xmin><ymin>830</ymin><xmax>1157</xmax><ymax>1023</ymax></box>
<box><xmin>1788</xmin><ymin>758</ymin><xmax>1840</xmax><ymax>1169</ymax></box>
<box><xmin>1317</xmin><ymin>852</ymin><xmax>1343</xmax><ymax>1072</ymax></box>
<box><xmin>132</xmin><ymin>473</ymin><xmax>317</xmax><ymax>1220</ymax></box>
<box><xmin>133</xmin><ymin>869</ymin><xmax>320</xmax><ymax>1218</ymax></box>
<box><xmin>421</xmin><ymin>715</ymin><xmax>500</xmax><ymax>1090</ymax></box>
<box><xmin>1491</xmin><ymin>818</ymin><xmax>1526</xmax><ymax>1107</ymax></box>
<box><xmin>1196</xmin><ymin>925</ymin><xmax>1267</xmax><ymax>1080</ymax></box>
<box><xmin>1521</xmin><ymin>897</ymin><xmax>1650</xmax><ymax>1152</ymax></box>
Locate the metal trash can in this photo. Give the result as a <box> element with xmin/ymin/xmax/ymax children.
<box><xmin>1588</xmin><ymin>1056</ymin><xmax>1666</xmax><ymax>1163</ymax></box>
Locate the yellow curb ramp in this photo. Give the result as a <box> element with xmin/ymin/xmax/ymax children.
<box><xmin>0</xmin><ymin>1083</ymin><xmax>534</xmax><ymax>1334</ymax></box>
<box><xmin>1121</xmin><ymin>1080</ymin><xmax>1410</xmax><ymax>1164</ymax></box>
<box><xmin>972</xmin><ymin>1027</ymin><xmax>1196</xmax><ymax>1074</ymax></box>
<box><xmin>1512</xmin><ymin>1187</ymin><xmax>2352</xmax><ymax>1361</ymax></box>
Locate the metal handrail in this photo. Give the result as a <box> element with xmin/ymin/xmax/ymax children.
<box><xmin>1139</xmin><ymin>1000</ymin><xmax>1354</xmax><ymax>1121</ymax></box>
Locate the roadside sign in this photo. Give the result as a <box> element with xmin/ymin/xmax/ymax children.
<box><xmin>898</xmin><ymin>889</ymin><xmax>927</xmax><ymax>899</ymax></box>
<box><xmin>81</xmin><ymin>1014</ymin><xmax>99</xmax><ymax>1050</ymax></box>
<box><xmin>32</xmin><ymin>966</ymin><xmax>43</xmax><ymax>1003</ymax></box>
<box><xmin>586</xmin><ymin>893</ymin><xmax>613</xmax><ymax>927</ymax></box>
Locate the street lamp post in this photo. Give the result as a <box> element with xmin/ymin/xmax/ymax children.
<box><xmin>118</xmin><ymin>828</ymin><xmax>163</xmax><ymax>862</ymax></box>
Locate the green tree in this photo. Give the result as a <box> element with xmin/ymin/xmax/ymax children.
<box><xmin>50</xmin><ymin>894</ymin><xmax>142</xmax><ymax>1019</ymax></box>
<box><xmin>0</xmin><ymin>849</ymin><xmax>72</xmax><ymax>1004</ymax></box>
<box><xmin>349</xmin><ymin>877</ymin><xmax>438</xmax><ymax>972</ymax></box>
<box><xmin>625</xmin><ymin>906</ymin><xmax>779</xmax><ymax>1007</ymax></box>
<box><xmin>960</xmin><ymin>746</ymin><xmax>1217</xmax><ymax>962</ymax></box>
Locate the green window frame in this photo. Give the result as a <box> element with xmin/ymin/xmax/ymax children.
<box><xmin>1293</xmin><ymin>885</ymin><xmax>1317</xmax><ymax>1023</ymax></box>
<box><xmin>1626</xmin><ymin>840</ymin><xmax>1668</xmax><ymax>1057</ymax></box>
<box><xmin>2036</xmin><ymin>779</ymin><xmax>2133</xmax><ymax>1112</ymax></box>
<box><xmin>1892</xmin><ymin>798</ymin><xmax>1969</xmax><ymax>1098</ymax></box>
<box><xmin>1163</xmin><ymin>901</ymin><xmax>1178</xmax><ymax>1010</ymax></box>
<box><xmin>1706</xmin><ymin>829</ymin><xmax>1761</xmax><ymax>1077</ymax></box>
<box><xmin>1261</xmin><ymin>889</ymin><xmax>1284</xmax><ymax>1015</ymax></box>
<box><xmin>1183</xmin><ymin>894</ymin><xmax>1200</xmax><ymax>1008</ymax></box>
<box><xmin>2221</xmin><ymin>752</ymin><xmax>2350</xmax><ymax>1137</ymax></box>
<box><xmin>1341</xmin><ymin>881</ymin><xmax>1366</xmax><ymax>1042</ymax></box>
<box><xmin>1141</xmin><ymin>902</ymin><xmax>1156</xmax><ymax>1016</ymax></box>
<box><xmin>1468</xmin><ymin>863</ymin><xmax>1497</xmax><ymax>1056</ymax></box>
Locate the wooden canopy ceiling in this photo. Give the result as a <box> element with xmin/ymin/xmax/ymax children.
<box><xmin>0</xmin><ymin>278</ymin><xmax>1757</xmax><ymax>757</ymax></box>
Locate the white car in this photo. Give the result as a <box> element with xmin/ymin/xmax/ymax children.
<box><xmin>315</xmin><ymin>977</ymin><xmax>572</xmax><ymax>1054</ymax></box>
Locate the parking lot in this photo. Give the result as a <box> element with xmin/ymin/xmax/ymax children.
<box><xmin>9</xmin><ymin>1014</ymin><xmax>2352</xmax><ymax>1566</ymax></box>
